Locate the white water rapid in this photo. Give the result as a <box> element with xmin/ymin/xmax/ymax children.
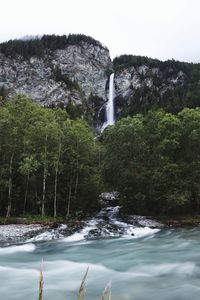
<box><xmin>101</xmin><ymin>73</ymin><xmax>115</xmax><ymax>131</ymax></box>
<box><xmin>20</xmin><ymin>206</ymin><xmax>161</xmax><ymax>243</ymax></box>
<box><xmin>61</xmin><ymin>206</ymin><xmax>160</xmax><ymax>242</ymax></box>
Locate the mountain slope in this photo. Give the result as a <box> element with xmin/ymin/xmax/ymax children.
<box><xmin>114</xmin><ymin>55</ymin><xmax>200</xmax><ymax>118</ymax></box>
<box><xmin>1</xmin><ymin>35</ymin><xmax>200</xmax><ymax>125</ymax></box>
<box><xmin>0</xmin><ymin>34</ymin><xmax>112</xmax><ymax>125</ymax></box>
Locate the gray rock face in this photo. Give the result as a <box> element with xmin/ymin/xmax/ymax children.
<box><xmin>53</xmin><ymin>43</ymin><xmax>112</xmax><ymax>99</ymax></box>
<box><xmin>1</xmin><ymin>39</ymin><xmax>196</xmax><ymax>124</ymax></box>
<box><xmin>0</xmin><ymin>42</ymin><xmax>112</xmax><ymax>107</ymax></box>
<box><xmin>114</xmin><ymin>64</ymin><xmax>187</xmax><ymax>117</ymax></box>
<box><xmin>115</xmin><ymin>65</ymin><xmax>186</xmax><ymax>98</ymax></box>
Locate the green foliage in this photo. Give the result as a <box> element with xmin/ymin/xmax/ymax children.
<box><xmin>102</xmin><ymin>109</ymin><xmax>200</xmax><ymax>216</ymax></box>
<box><xmin>113</xmin><ymin>54</ymin><xmax>200</xmax><ymax>74</ymax></box>
<box><xmin>113</xmin><ymin>54</ymin><xmax>161</xmax><ymax>70</ymax></box>
<box><xmin>0</xmin><ymin>95</ymin><xmax>101</xmax><ymax>217</ymax></box>
<box><xmin>114</xmin><ymin>55</ymin><xmax>200</xmax><ymax>116</ymax></box>
<box><xmin>2</xmin><ymin>95</ymin><xmax>200</xmax><ymax>218</ymax></box>
<box><xmin>0</xmin><ymin>34</ymin><xmax>107</xmax><ymax>59</ymax></box>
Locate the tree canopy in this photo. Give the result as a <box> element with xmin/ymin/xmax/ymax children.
<box><xmin>102</xmin><ymin>109</ymin><xmax>200</xmax><ymax>216</ymax></box>
<box><xmin>0</xmin><ymin>34</ymin><xmax>107</xmax><ymax>59</ymax></box>
<box><xmin>1</xmin><ymin>96</ymin><xmax>200</xmax><ymax>218</ymax></box>
<box><xmin>0</xmin><ymin>95</ymin><xmax>102</xmax><ymax>217</ymax></box>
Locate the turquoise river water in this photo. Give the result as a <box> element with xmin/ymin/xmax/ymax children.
<box><xmin>0</xmin><ymin>226</ymin><xmax>200</xmax><ymax>299</ymax></box>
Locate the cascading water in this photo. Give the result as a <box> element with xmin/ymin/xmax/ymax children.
<box><xmin>22</xmin><ymin>206</ymin><xmax>161</xmax><ymax>243</ymax></box>
<box><xmin>101</xmin><ymin>73</ymin><xmax>115</xmax><ymax>131</ymax></box>
<box><xmin>61</xmin><ymin>206</ymin><xmax>160</xmax><ymax>242</ymax></box>
<box><xmin>107</xmin><ymin>73</ymin><xmax>115</xmax><ymax>125</ymax></box>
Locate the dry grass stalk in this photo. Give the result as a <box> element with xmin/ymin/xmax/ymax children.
<box><xmin>77</xmin><ymin>267</ymin><xmax>89</xmax><ymax>300</ymax></box>
<box><xmin>37</xmin><ymin>264</ymin><xmax>112</xmax><ymax>300</ymax></box>
<box><xmin>38</xmin><ymin>259</ymin><xmax>44</xmax><ymax>300</ymax></box>
<box><xmin>101</xmin><ymin>281</ymin><xmax>112</xmax><ymax>300</ymax></box>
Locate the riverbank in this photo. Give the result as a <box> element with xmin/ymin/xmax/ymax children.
<box><xmin>0</xmin><ymin>223</ymin><xmax>78</xmax><ymax>244</ymax></box>
<box><xmin>1</xmin><ymin>212</ymin><xmax>200</xmax><ymax>244</ymax></box>
<box><xmin>1</xmin><ymin>213</ymin><xmax>200</xmax><ymax>227</ymax></box>
<box><xmin>0</xmin><ymin>215</ymin><xmax>84</xmax><ymax>225</ymax></box>
<box><xmin>159</xmin><ymin>216</ymin><xmax>200</xmax><ymax>227</ymax></box>
<box><xmin>120</xmin><ymin>212</ymin><xmax>200</xmax><ymax>228</ymax></box>
<box><xmin>0</xmin><ymin>209</ymin><xmax>162</xmax><ymax>244</ymax></box>
<box><xmin>0</xmin><ymin>216</ymin><xmax>84</xmax><ymax>244</ymax></box>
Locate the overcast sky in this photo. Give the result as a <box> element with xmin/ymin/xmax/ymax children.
<box><xmin>0</xmin><ymin>0</ymin><xmax>200</xmax><ymax>62</ymax></box>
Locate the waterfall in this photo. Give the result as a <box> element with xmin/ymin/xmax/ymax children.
<box><xmin>107</xmin><ymin>73</ymin><xmax>115</xmax><ymax>126</ymax></box>
<box><xmin>101</xmin><ymin>73</ymin><xmax>115</xmax><ymax>131</ymax></box>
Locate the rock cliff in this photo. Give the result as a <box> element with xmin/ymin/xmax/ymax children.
<box><xmin>0</xmin><ymin>35</ymin><xmax>112</xmax><ymax>125</ymax></box>
<box><xmin>113</xmin><ymin>55</ymin><xmax>200</xmax><ymax>118</ymax></box>
<box><xmin>1</xmin><ymin>36</ymin><xmax>200</xmax><ymax>125</ymax></box>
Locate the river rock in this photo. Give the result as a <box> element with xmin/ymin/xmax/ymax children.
<box><xmin>98</xmin><ymin>192</ymin><xmax>120</xmax><ymax>207</ymax></box>
<box><xmin>120</xmin><ymin>214</ymin><xmax>164</xmax><ymax>229</ymax></box>
<box><xmin>0</xmin><ymin>224</ymin><xmax>45</xmax><ymax>244</ymax></box>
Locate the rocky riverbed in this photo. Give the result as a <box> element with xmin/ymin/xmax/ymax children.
<box><xmin>0</xmin><ymin>206</ymin><xmax>164</xmax><ymax>244</ymax></box>
<box><xmin>0</xmin><ymin>224</ymin><xmax>45</xmax><ymax>244</ymax></box>
<box><xmin>0</xmin><ymin>224</ymin><xmax>74</xmax><ymax>244</ymax></box>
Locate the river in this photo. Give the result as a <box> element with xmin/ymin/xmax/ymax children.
<box><xmin>0</xmin><ymin>208</ymin><xmax>200</xmax><ymax>299</ymax></box>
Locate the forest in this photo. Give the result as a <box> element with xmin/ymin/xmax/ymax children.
<box><xmin>0</xmin><ymin>95</ymin><xmax>102</xmax><ymax>218</ymax></box>
<box><xmin>0</xmin><ymin>34</ymin><xmax>107</xmax><ymax>59</ymax></box>
<box><xmin>113</xmin><ymin>54</ymin><xmax>200</xmax><ymax>75</ymax></box>
<box><xmin>1</xmin><ymin>95</ymin><xmax>200</xmax><ymax>218</ymax></box>
<box><xmin>114</xmin><ymin>54</ymin><xmax>200</xmax><ymax>117</ymax></box>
